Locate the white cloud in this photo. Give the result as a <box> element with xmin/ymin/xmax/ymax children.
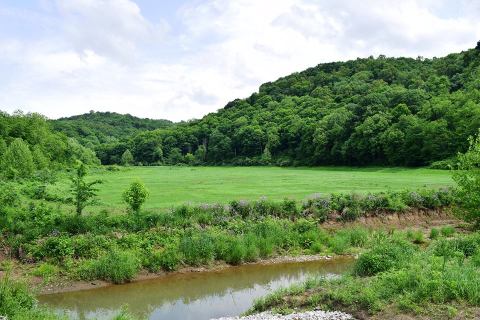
<box><xmin>0</xmin><ymin>0</ymin><xmax>479</xmax><ymax>121</ymax></box>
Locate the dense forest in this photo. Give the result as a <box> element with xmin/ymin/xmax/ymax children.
<box><xmin>52</xmin><ymin>111</ymin><xmax>172</xmax><ymax>149</ymax></box>
<box><xmin>62</xmin><ymin>43</ymin><xmax>479</xmax><ymax>167</ymax></box>
<box><xmin>3</xmin><ymin>43</ymin><xmax>480</xmax><ymax>168</ymax></box>
<box><xmin>0</xmin><ymin>111</ymin><xmax>98</xmax><ymax>180</ymax></box>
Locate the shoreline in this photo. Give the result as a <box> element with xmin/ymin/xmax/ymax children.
<box><xmin>38</xmin><ymin>254</ymin><xmax>351</xmax><ymax>295</ymax></box>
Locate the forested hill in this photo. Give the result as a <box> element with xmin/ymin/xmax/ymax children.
<box><xmin>52</xmin><ymin>111</ymin><xmax>173</xmax><ymax>149</ymax></box>
<box><xmin>85</xmin><ymin>44</ymin><xmax>480</xmax><ymax>166</ymax></box>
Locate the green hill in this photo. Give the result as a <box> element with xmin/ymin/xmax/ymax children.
<box><xmin>52</xmin><ymin>111</ymin><xmax>173</xmax><ymax>149</ymax></box>
<box><xmin>71</xmin><ymin>43</ymin><xmax>480</xmax><ymax>166</ymax></box>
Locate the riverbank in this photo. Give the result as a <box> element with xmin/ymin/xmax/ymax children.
<box><xmin>248</xmin><ymin>230</ymin><xmax>480</xmax><ymax>320</ymax></box>
<box><xmin>35</xmin><ymin>207</ymin><xmax>460</xmax><ymax>295</ymax></box>
<box><xmin>38</xmin><ymin>254</ymin><xmax>348</xmax><ymax>295</ymax></box>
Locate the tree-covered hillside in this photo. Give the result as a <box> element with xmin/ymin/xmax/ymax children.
<box><xmin>52</xmin><ymin>111</ymin><xmax>173</xmax><ymax>149</ymax></box>
<box><xmin>72</xmin><ymin>44</ymin><xmax>480</xmax><ymax>167</ymax></box>
<box><xmin>0</xmin><ymin>111</ymin><xmax>98</xmax><ymax>179</ymax></box>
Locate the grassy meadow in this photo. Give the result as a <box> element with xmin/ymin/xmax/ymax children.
<box><xmin>66</xmin><ymin>166</ymin><xmax>454</xmax><ymax>210</ymax></box>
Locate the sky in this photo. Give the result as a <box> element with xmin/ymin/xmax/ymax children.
<box><xmin>0</xmin><ymin>0</ymin><xmax>479</xmax><ymax>121</ymax></box>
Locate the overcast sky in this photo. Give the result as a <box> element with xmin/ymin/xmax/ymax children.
<box><xmin>1</xmin><ymin>0</ymin><xmax>479</xmax><ymax>121</ymax></box>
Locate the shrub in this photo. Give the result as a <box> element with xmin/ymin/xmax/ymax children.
<box><xmin>144</xmin><ymin>247</ymin><xmax>180</xmax><ymax>272</ymax></box>
<box><xmin>429</xmin><ymin>228</ymin><xmax>440</xmax><ymax>240</ymax></box>
<box><xmin>329</xmin><ymin>234</ymin><xmax>350</xmax><ymax>254</ymax></box>
<box><xmin>302</xmin><ymin>194</ymin><xmax>330</xmax><ymax>222</ymax></box>
<box><xmin>354</xmin><ymin>240</ymin><xmax>416</xmax><ymax>276</ymax></box>
<box><xmin>441</xmin><ymin>226</ymin><xmax>456</xmax><ymax>237</ymax></box>
<box><xmin>406</xmin><ymin>229</ymin><xmax>425</xmax><ymax>244</ymax></box>
<box><xmin>85</xmin><ymin>251</ymin><xmax>140</xmax><ymax>284</ymax></box>
<box><xmin>224</xmin><ymin>238</ymin><xmax>247</xmax><ymax>265</ymax></box>
<box><xmin>122</xmin><ymin>180</ymin><xmax>149</xmax><ymax>214</ymax></box>
<box><xmin>179</xmin><ymin>231</ymin><xmax>215</xmax><ymax>266</ymax></box>
<box><xmin>0</xmin><ymin>275</ymin><xmax>35</xmax><ymax>317</ymax></box>
<box><xmin>31</xmin><ymin>263</ymin><xmax>59</xmax><ymax>282</ymax></box>
<box><xmin>229</xmin><ymin>200</ymin><xmax>253</xmax><ymax>218</ymax></box>
<box><xmin>34</xmin><ymin>235</ymin><xmax>74</xmax><ymax>261</ymax></box>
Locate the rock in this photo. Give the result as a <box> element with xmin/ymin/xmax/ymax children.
<box><xmin>213</xmin><ymin>310</ymin><xmax>355</xmax><ymax>320</ymax></box>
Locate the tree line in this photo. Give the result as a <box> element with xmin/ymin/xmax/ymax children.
<box><xmin>85</xmin><ymin>44</ymin><xmax>480</xmax><ymax>167</ymax></box>
<box><xmin>4</xmin><ymin>42</ymin><xmax>480</xmax><ymax>169</ymax></box>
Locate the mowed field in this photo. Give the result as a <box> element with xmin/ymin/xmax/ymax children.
<box><xmin>81</xmin><ymin>166</ymin><xmax>453</xmax><ymax>210</ymax></box>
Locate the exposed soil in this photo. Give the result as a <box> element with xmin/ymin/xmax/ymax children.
<box><xmin>323</xmin><ymin>207</ymin><xmax>462</xmax><ymax>233</ymax></box>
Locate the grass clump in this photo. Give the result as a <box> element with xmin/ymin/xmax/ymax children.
<box><xmin>441</xmin><ymin>225</ymin><xmax>456</xmax><ymax>237</ymax></box>
<box><xmin>144</xmin><ymin>247</ymin><xmax>180</xmax><ymax>272</ymax></box>
<box><xmin>0</xmin><ymin>274</ymin><xmax>62</xmax><ymax>320</ymax></box>
<box><xmin>429</xmin><ymin>228</ymin><xmax>440</xmax><ymax>240</ymax></box>
<box><xmin>353</xmin><ymin>239</ymin><xmax>416</xmax><ymax>276</ymax></box>
<box><xmin>179</xmin><ymin>231</ymin><xmax>215</xmax><ymax>266</ymax></box>
<box><xmin>79</xmin><ymin>250</ymin><xmax>140</xmax><ymax>284</ymax></box>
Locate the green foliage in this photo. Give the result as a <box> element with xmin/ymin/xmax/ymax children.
<box><xmin>167</xmin><ymin>147</ymin><xmax>184</xmax><ymax>165</ymax></box>
<box><xmin>121</xmin><ymin>149</ymin><xmax>134</xmax><ymax>166</ymax></box>
<box><xmin>441</xmin><ymin>225</ymin><xmax>456</xmax><ymax>237</ymax></box>
<box><xmin>81</xmin><ymin>250</ymin><xmax>140</xmax><ymax>284</ymax></box>
<box><xmin>70</xmin><ymin>163</ymin><xmax>102</xmax><ymax>215</ymax></box>
<box><xmin>122</xmin><ymin>180</ymin><xmax>149</xmax><ymax>214</ymax></box>
<box><xmin>144</xmin><ymin>247</ymin><xmax>180</xmax><ymax>272</ymax></box>
<box><xmin>179</xmin><ymin>231</ymin><xmax>215</xmax><ymax>266</ymax></box>
<box><xmin>251</xmin><ymin>232</ymin><xmax>480</xmax><ymax>317</ymax></box>
<box><xmin>184</xmin><ymin>152</ymin><xmax>195</xmax><ymax>165</ymax></box>
<box><xmin>0</xmin><ymin>274</ymin><xmax>61</xmax><ymax>319</ymax></box>
<box><xmin>453</xmin><ymin>131</ymin><xmax>480</xmax><ymax>227</ymax></box>
<box><xmin>53</xmin><ymin>111</ymin><xmax>172</xmax><ymax>151</ymax></box>
<box><xmin>31</xmin><ymin>263</ymin><xmax>59</xmax><ymax>282</ymax></box>
<box><xmin>0</xmin><ymin>138</ymin><xmax>35</xmax><ymax>179</ymax></box>
<box><xmin>429</xmin><ymin>228</ymin><xmax>440</xmax><ymax>240</ymax></box>
<box><xmin>70</xmin><ymin>45</ymin><xmax>480</xmax><ymax>167</ymax></box>
<box><xmin>354</xmin><ymin>240</ymin><xmax>416</xmax><ymax>276</ymax></box>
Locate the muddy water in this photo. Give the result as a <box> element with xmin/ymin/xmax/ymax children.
<box><xmin>39</xmin><ymin>257</ymin><xmax>353</xmax><ymax>320</ymax></box>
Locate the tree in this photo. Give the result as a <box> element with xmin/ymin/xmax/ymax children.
<box><xmin>452</xmin><ymin>131</ymin><xmax>480</xmax><ymax>227</ymax></box>
<box><xmin>194</xmin><ymin>145</ymin><xmax>206</xmax><ymax>163</ymax></box>
<box><xmin>122</xmin><ymin>180</ymin><xmax>149</xmax><ymax>214</ymax></box>
<box><xmin>0</xmin><ymin>138</ymin><xmax>35</xmax><ymax>179</ymax></box>
<box><xmin>32</xmin><ymin>145</ymin><xmax>49</xmax><ymax>170</ymax></box>
<box><xmin>0</xmin><ymin>138</ymin><xmax>6</xmax><ymax>158</ymax></box>
<box><xmin>167</xmin><ymin>148</ymin><xmax>183</xmax><ymax>164</ymax></box>
<box><xmin>70</xmin><ymin>163</ymin><xmax>102</xmax><ymax>215</ymax></box>
<box><xmin>261</xmin><ymin>145</ymin><xmax>272</xmax><ymax>164</ymax></box>
<box><xmin>121</xmin><ymin>149</ymin><xmax>134</xmax><ymax>166</ymax></box>
<box><xmin>184</xmin><ymin>153</ymin><xmax>195</xmax><ymax>165</ymax></box>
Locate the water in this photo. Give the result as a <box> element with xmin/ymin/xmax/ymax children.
<box><xmin>39</xmin><ymin>258</ymin><xmax>353</xmax><ymax>320</ymax></box>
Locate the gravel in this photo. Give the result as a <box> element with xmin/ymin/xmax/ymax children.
<box><xmin>213</xmin><ymin>310</ymin><xmax>354</xmax><ymax>320</ymax></box>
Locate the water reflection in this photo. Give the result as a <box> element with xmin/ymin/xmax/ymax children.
<box><xmin>39</xmin><ymin>258</ymin><xmax>353</xmax><ymax>320</ymax></box>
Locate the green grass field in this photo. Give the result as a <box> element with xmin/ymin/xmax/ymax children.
<box><xmin>76</xmin><ymin>166</ymin><xmax>453</xmax><ymax>210</ymax></box>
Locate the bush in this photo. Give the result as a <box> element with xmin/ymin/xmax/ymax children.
<box><xmin>429</xmin><ymin>228</ymin><xmax>440</xmax><ymax>240</ymax></box>
<box><xmin>0</xmin><ymin>275</ymin><xmax>35</xmax><ymax>317</ymax></box>
<box><xmin>354</xmin><ymin>240</ymin><xmax>416</xmax><ymax>276</ymax></box>
<box><xmin>144</xmin><ymin>247</ymin><xmax>180</xmax><ymax>272</ymax></box>
<box><xmin>441</xmin><ymin>226</ymin><xmax>456</xmax><ymax>237</ymax></box>
<box><xmin>179</xmin><ymin>231</ymin><xmax>215</xmax><ymax>266</ymax></box>
<box><xmin>329</xmin><ymin>234</ymin><xmax>350</xmax><ymax>254</ymax></box>
<box><xmin>223</xmin><ymin>238</ymin><xmax>247</xmax><ymax>265</ymax></box>
<box><xmin>84</xmin><ymin>251</ymin><xmax>140</xmax><ymax>284</ymax></box>
<box><xmin>31</xmin><ymin>263</ymin><xmax>59</xmax><ymax>282</ymax></box>
<box><xmin>406</xmin><ymin>229</ymin><xmax>425</xmax><ymax>244</ymax></box>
